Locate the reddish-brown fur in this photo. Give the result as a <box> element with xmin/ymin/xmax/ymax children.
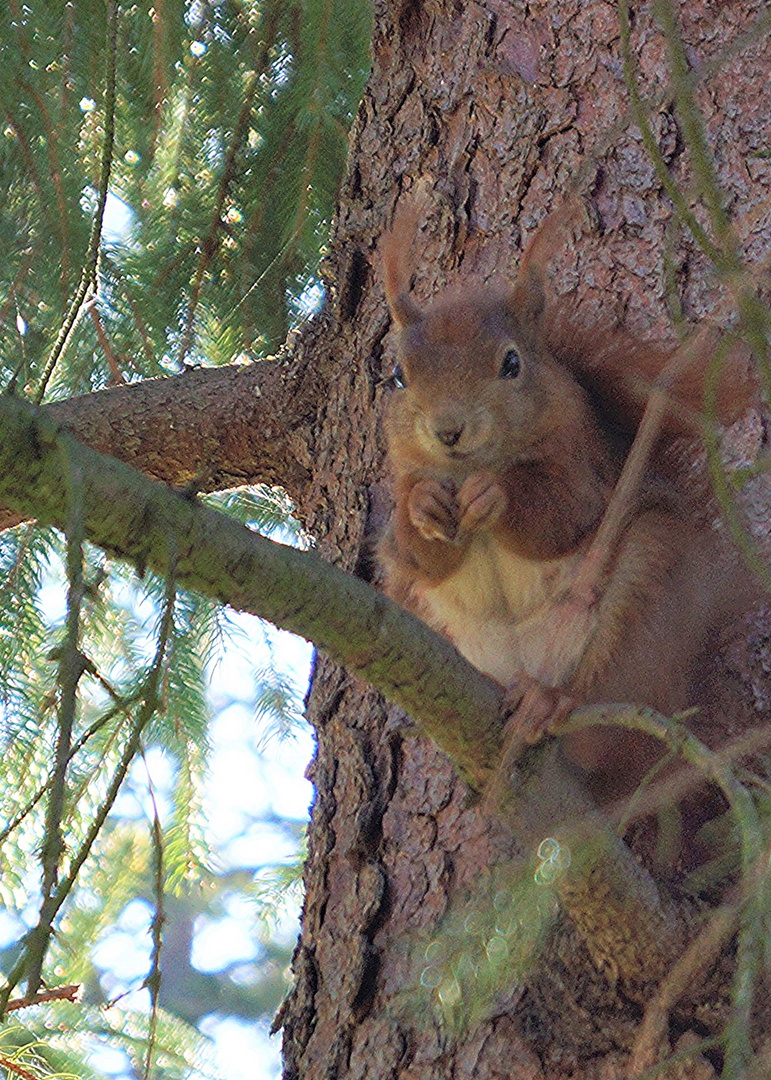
<box><xmin>378</xmin><ymin>209</ymin><xmax>760</xmax><ymax>808</ymax></box>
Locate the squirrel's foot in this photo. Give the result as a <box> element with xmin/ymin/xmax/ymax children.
<box><xmin>481</xmin><ymin>676</ymin><xmax>575</xmax><ymax>813</ymax></box>
<box><xmin>501</xmin><ymin>674</ymin><xmax>575</xmax><ymax>744</ymax></box>
<box><xmin>407</xmin><ymin>478</ymin><xmax>459</xmax><ymax>542</ymax></box>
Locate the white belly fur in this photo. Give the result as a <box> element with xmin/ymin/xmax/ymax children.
<box><xmin>416</xmin><ymin>534</ymin><xmax>581</xmax><ymax>687</ymax></box>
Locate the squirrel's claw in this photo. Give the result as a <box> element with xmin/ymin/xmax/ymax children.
<box><xmin>501</xmin><ymin>675</ymin><xmax>575</xmax><ymax>744</ymax></box>
<box><xmin>481</xmin><ymin>677</ymin><xmax>576</xmax><ymax>813</ymax></box>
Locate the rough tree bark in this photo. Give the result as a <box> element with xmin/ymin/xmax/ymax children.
<box><xmin>274</xmin><ymin>1</ymin><xmax>771</xmax><ymax>1078</ymax></box>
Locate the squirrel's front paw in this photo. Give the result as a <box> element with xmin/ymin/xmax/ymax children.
<box><xmin>407</xmin><ymin>479</ymin><xmax>459</xmax><ymax>542</ymax></box>
<box><xmin>457</xmin><ymin>473</ymin><xmax>507</xmax><ymax>536</ymax></box>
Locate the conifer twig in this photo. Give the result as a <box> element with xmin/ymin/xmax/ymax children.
<box><xmin>627</xmin><ymin>902</ymin><xmax>736</xmax><ymax>1077</ymax></box>
<box><xmin>175</xmin><ymin>3</ymin><xmax>281</xmax><ymax>366</ymax></box>
<box><xmin>4</xmin><ymin>983</ymin><xmax>80</xmax><ymax>1013</ymax></box>
<box><xmin>0</xmin><ymin>1055</ymin><xmax>42</xmax><ymax>1080</ymax></box>
<box><xmin>564</xmin><ymin>702</ymin><xmax>764</xmax><ymax>1078</ymax></box>
<box><xmin>23</xmin><ymin>450</ymin><xmax>87</xmax><ymax>998</ymax></box>
<box><xmin>143</xmin><ymin>787</ymin><xmax>165</xmax><ymax>1080</ymax></box>
<box><xmin>33</xmin><ymin>0</ymin><xmax>119</xmax><ymax>403</ymax></box>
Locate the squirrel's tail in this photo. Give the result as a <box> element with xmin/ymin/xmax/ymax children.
<box><xmin>547</xmin><ymin>312</ymin><xmax>759</xmax><ymax>444</ymax></box>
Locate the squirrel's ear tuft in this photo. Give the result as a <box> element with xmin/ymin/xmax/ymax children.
<box><xmin>382</xmin><ymin>223</ymin><xmax>423</xmax><ymax>327</ymax></box>
<box><xmin>382</xmin><ymin>183</ymin><xmax>432</xmax><ymax>328</ymax></box>
<box><xmin>507</xmin><ymin>263</ymin><xmax>546</xmax><ymax>332</ymax></box>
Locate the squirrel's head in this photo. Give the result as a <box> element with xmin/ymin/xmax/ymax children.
<box><xmin>381</xmin><ymin>192</ymin><xmax>759</xmax><ymax>485</ymax></box>
<box><xmin>382</xmin><ymin>256</ymin><xmax>590</xmax><ymax>474</ymax></box>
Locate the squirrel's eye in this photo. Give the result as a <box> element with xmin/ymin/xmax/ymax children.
<box><xmin>499</xmin><ymin>348</ymin><xmax>521</xmax><ymax>379</ymax></box>
<box><xmin>392</xmin><ymin>363</ymin><xmax>406</xmax><ymax>389</ymax></box>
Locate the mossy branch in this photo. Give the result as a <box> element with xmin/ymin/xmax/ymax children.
<box><xmin>0</xmin><ymin>391</ymin><xmax>683</xmax><ymax>991</ymax></box>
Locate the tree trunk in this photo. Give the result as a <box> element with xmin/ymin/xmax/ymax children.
<box><xmin>280</xmin><ymin>1</ymin><xmax>771</xmax><ymax>1076</ymax></box>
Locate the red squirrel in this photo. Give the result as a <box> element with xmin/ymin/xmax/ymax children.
<box><xmin>377</xmin><ymin>211</ymin><xmax>760</xmax><ymax>805</ymax></box>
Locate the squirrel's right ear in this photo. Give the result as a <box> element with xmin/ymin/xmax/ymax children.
<box><xmin>382</xmin><ymin>229</ymin><xmax>422</xmax><ymax>327</ymax></box>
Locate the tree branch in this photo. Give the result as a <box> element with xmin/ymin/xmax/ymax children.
<box><xmin>0</xmin><ymin>391</ymin><xmax>685</xmax><ymax>993</ymax></box>
<box><xmin>0</xmin><ymin>351</ymin><xmax>325</xmax><ymax>533</ymax></box>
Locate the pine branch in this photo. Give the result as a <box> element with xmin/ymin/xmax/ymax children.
<box><xmin>24</xmin><ymin>452</ymin><xmax>87</xmax><ymax>997</ymax></box>
<box><xmin>175</xmin><ymin>66</ymin><xmax>261</xmax><ymax>367</ymax></box>
<box><xmin>0</xmin><ymin>556</ymin><xmax>179</xmax><ymax>1006</ymax></box>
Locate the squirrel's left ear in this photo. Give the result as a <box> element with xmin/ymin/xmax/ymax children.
<box><xmin>505</xmin><ymin>263</ymin><xmax>546</xmax><ymax>342</ymax></box>
<box><xmin>505</xmin><ymin>196</ymin><xmax>587</xmax><ymax>333</ymax></box>
<box><xmin>511</xmin><ymin>263</ymin><xmax>545</xmax><ymax>321</ymax></box>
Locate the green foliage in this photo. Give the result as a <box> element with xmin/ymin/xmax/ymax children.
<box><xmin>0</xmin><ymin>998</ymin><xmax>220</xmax><ymax>1080</ymax></box>
<box><xmin>0</xmin><ymin>0</ymin><xmax>372</xmax><ymax>396</ymax></box>
<box><xmin>4</xmin><ymin>0</ymin><xmax>768</xmax><ymax>1075</ymax></box>
<box><xmin>0</xmin><ymin>1016</ymin><xmax>102</xmax><ymax>1080</ymax></box>
<box><xmin>0</xmin><ymin>0</ymin><xmax>370</xmax><ymax>1075</ymax></box>
<box><xmin>0</xmin><ymin>522</ymin><xmax>312</xmax><ymax>1072</ymax></box>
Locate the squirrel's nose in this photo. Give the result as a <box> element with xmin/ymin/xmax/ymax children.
<box><xmin>435</xmin><ymin>423</ymin><xmax>464</xmax><ymax>447</ymax></box>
